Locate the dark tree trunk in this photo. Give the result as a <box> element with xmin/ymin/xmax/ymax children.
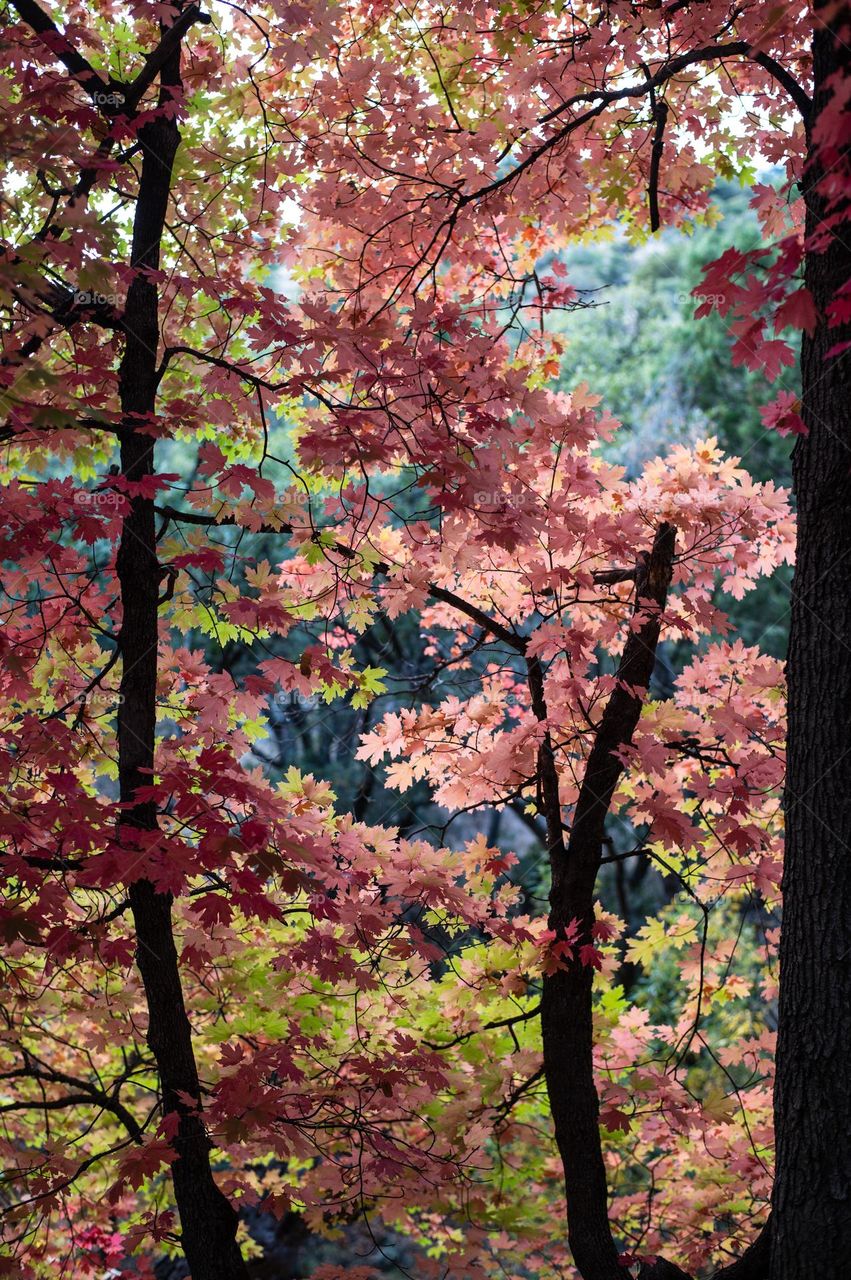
<box><xmin>115</xmin><ymin>17</ymin><xmax>250</xmax><ymax>1280</ymax></box>
<box><xmin>771</xmin><ymin>6</ymin><xmax>851</xmax><ymax>1276</ymax></box>
<box><xmin>529</xmin><ymin>525</ymin><xmax>676</xmax><ymax>1280</ymax></box>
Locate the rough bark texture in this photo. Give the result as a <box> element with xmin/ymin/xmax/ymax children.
<box><xmin>530</xmin><ymin>525</ymin><xmax>676</xmax><ymax>1280</ymax></box>
<box><xmin>771</xmin><ymin>6</ymin><xmax>851</xmax><ymax>1276</ymax></box>
<box><xmin>115</xmin><ymin>16</ymin><xmax>250</xmax><ymax>1280</ymax></box>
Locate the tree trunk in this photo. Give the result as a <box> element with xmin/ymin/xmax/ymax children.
<box><xmin>115</xmin><ymin>16</ymin><xmax>250</xmax><ymax>1280</ymax></box>
<box><xmin>530</xmin><ymin>525</ymin><xmax>676</xmax><ymax>1279</ymax></box>
<box><xmin>771</xmin><ymin>5</ymin><xmax>851</xmax><ymax>1276</ymax></box>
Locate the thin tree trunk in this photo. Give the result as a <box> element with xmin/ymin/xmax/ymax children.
<box><xmin>529</xmin><ymin>525</ymin><xmax>675</xmax><ymax>1280</ymax></box>
<box><xmin>531</xmin><ymin>528</ymin><xmax>774</xmax><ymax>1280</ymax></box>
<box><xmin>115</xmin><ymin>16</ymin><xmax>249</xmax><ymax>1280</ymax></box>
<box><xmin>771</xmin><ymin>5</ymin><xmax>851</xmax><ymax>1275</ymax></box>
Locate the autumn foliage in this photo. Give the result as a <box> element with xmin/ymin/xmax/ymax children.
<box><xmin>0</xmin><ymin>3</ymin><xmax>846</xmax><ymax>1279</ymax></box>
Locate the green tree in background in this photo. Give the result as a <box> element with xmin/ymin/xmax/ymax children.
<box><xmin>552</xmin><ymin>181</ymin><xmax>794</xmax><ymax>657</ymax></box>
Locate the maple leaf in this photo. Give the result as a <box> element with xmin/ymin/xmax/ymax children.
<box><xmin>774</xmin><ymin>287</ymin><xmax>818</xmax><ymax>335</ymax></box>
<box><xmin>760</xmin><ymin>391</ymin><xmax>808</xmax><ymax>437</ymax></box>
<box><xmin>579</xmin><ymin>944</ymin><xmax>603</xmax><ymax>971</ymax></box>
<box><xmin>192</xmin><ymin>893</ymin><xmax>233</xmax><ymax>928</ymax></box>
<box><xmin>600</xmin><ymin>1107</ymin><xmax>631</xmax><ymax>1135</ymax></box>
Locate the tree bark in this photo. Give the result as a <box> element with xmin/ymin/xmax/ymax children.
<box><xmin>771</xmin><ymin>5</ymin><xmax>851</xmax><ymax>1276</ymax></box>
<box><xmin>115</xmin><ymin>14</ymin><xmax>249</xmax><ymax>1280</ymax></box>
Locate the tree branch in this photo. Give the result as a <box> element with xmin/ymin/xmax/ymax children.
<box><xmin>154</xmin><ymin>503</ymin><xmax>528</xmax><ymax>653</ymax></box>
<box><xmin>648</xmin><ymin>98</ymin><xmax>669</xmax><ymax>233</ymax></box>
<box><xmin>0</xmin><ymin>1065</ymin><xmax>145</xmax><ymax>1143</ymax></box>
<box><xmin>423</xmin><ymin>1004</ymin><xmax>541</xmax><ymax>1052</ymax></box>
<box><xmin>462</xmin><ymin>42</ymin><xmax>810</xmax><ymax>214</ymax></box>
<box><xmin>123</xmin><ymin>5</ymin><xmax>211</xmax><ymax>114</ymax></box>
<box><xmin>8</xmin><ymin>0</ymin><xmax>114</xmax><ymax>108</ymax></box>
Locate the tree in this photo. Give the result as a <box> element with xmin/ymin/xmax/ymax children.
<box><xmin>0</xmin><ymin>3</ymin><xmax>845</xmax><ymax>1280</ymax></box>
<box><xmin>286</xmin><ymin>2</ymin><xmax>831</xmax><ymax>1275</ymax></box>
<box><xmin>773</xmin><ymin>6</ymin><xmax>851</xmax><ymax>1276</ymax></box>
